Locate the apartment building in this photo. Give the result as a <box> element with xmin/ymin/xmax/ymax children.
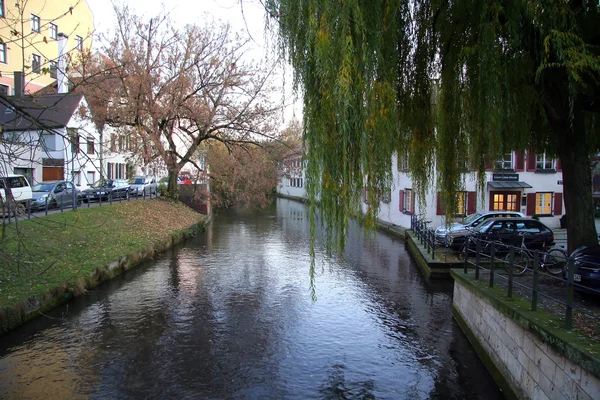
<box><xmin>0</xmin><ymin>0</ymin><xmax>93</xmax><ymax>95</ymax></box>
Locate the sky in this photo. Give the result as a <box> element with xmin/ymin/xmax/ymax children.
<box><xmin>85</xmin><ymin>0</ymin><xmax>301</xmax><ymax>125</ymax></box>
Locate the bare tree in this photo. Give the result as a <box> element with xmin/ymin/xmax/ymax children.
<box><xmin>81</xmin><ymin>6</ymin><xmax>281</xmax><ymax>198</ymax></box>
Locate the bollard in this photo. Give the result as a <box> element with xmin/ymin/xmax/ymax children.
<box><xmin>532</xmin><ymin>251</ymin><xmax>539</xmax><ymax>311</ymax></box>
<box><xmin>489</xmin><ymin>241</ymin><xmax>495</xmax><ymax>288</ymax></box>
<box><xmin>565</xmin><ymin>257</ymin><xmax>574</xmax><ymax>330</ymax></box>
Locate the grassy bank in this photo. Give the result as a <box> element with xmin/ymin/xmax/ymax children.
<box><xmin>0</xmin><ymin>199</ymin><xmax>207</xmax><ymax>331</ymax></box>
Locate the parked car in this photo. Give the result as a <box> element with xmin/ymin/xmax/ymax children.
<box><xmin>82</xmin><ymin>179</ymin><xmax>130</xmax><ymax>202</ymax></box>
<box><xmin>178</xmin><ymin>176</ymin><xmax>192</xmax><ymax>185</ymax></box>
<box><xmin>436</xmin><ymin>211</ymin><xmax>525</xmax><ymax>246</ymax></box>
<box><xmin>452</xmin><ymin>217</ymin><xmax>555</xmax><ymax>253</ymax></box>
<box><xmin>568</xmin><ymin>245</ymin><xmax>600</xmax><ymax>296</ymax></box>
<box><xmin>129</xmin><ymin>176</ymin><xmax>157</xmax><ymax>196</ymax></box>
<box><xmin>31</xmin><ymin>180</ymin><xmax>81</xmax><ymax>210</ymax></box>
<box><xmin>0</xmin><ymin>174</ymin><xmax>32</xmax><ymax>215</ymax></box>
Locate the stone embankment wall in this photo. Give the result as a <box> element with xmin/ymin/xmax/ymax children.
<box><xmin>453</xmin><ymin>277</ymin><xmax>600</xmax><ymax>400</ymax></box>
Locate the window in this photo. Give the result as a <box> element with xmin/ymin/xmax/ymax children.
<box><xmin>49</xmin><ymin>23</ymin><xmax>58</xmax><ymax>40</ymax></box>
<box><xmin>535</xmin><ymin>193</ymin><xmax>552</xmax><ymax>215</ymax></box>
<box><xmin>0</xmin><ymin>84</ymin><xmax>8</xmax><ymax>95</ymax></box>
<box><xmin>495</xmin><ymin>153</ymin><xmax>513</xmax><ymax>170</ymax></box>
<box><xmin>49</xmin><ymin>60</ymin><xmax>57</xmax><ymax>79</ymax></box>
<box><xmin>456</xmin><ymin>191</ymin><xmax>466</xmax><ymax>215</ymax></box>
<box><xmin>0</xmin><ymin>0</ymin><xmax>4</xmax><ymax>18</ymax></box>
<box><xmin>32</xmin><ymin>54</ymin><xmax>41</xmax><ymax>73</ymax></box>
<box><xmin>536</xmin><ymin>154</ymin><xmax>554</xmax><ymax>170</ymax></box>
<box><xmin>31</xmin><ymin>14</ymin><xmax>40</xmax><ymax>32</ymax></box>
<box><xmin>87</xmin><ymin>138</ymin><xmax>95</xmax><ymax>154</ymax></box>
<box><xmin>399</xmin><ymin>188</ymin><xmax>414</xmax><ymax>214</ymax></box>
<box><xmin>13</xmin><ymin>168</ymin><xmax>34</xmax><ymax>185</ymax></box>
<box><xmin>87</xmin><ymin>171</ymin><xmax>95</xmax><ymax>185</ymax></box>
<box><xmin>68</xmin><ymin>128</ymin><xmax>79</xmax><ymax>154</ymax></box>
<box><xmin>381</xmin><ymin>191</ymin><xmax>391</xmax><ymax>204</ymax></box>
<box><xmin>0</xmin><ymin>43</ymin><xmax>6</xmax><ymax>63</ymax></box>
<box><xmin>491</xmin><ymin>192</ymin><xmax>519</xmax><ymax>212</ymax></box>
<box><xmin>75</xmin><ymin>35</ymin><xmax>83</xmax><ymax>51</ymax></box>
<box><xmin>399</xmin><ymin>151</ymin><xmax>409</xmax><ymax>171</ymax></box>
<box><xmin>110</xmin><ymin>135</ymin><xmax>117</xmax><ymax>152</ymax></box>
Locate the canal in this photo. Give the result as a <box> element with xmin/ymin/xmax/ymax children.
<box><xmin>0</xmin><ymin>198</ymin><xmax>504</xmax><ymax>399</ymax></box>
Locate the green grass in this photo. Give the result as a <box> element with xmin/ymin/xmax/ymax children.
<box><xmin>0</xmin><ymin>199</ymin><xmax>206</xmax><ymax>311</ymax></box>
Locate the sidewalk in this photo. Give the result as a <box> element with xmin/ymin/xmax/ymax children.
<box><xmin>553</xmin><ymin>217</ymin><xmax>600</xmax><ymax>251</ymax></box>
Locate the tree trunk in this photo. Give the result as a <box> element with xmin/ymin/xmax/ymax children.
<box><xmin>167</xmin><ymin>169</ymin><xmax>179</xmax><ymax>199</ymax></box>
<box><xmin>555</xmin><ymin>110</ymin><xmax>598</xmax><ymax>253</ymax></box>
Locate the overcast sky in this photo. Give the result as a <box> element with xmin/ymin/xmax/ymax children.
<box><xmin>86</xmin><ymin>0</ymin><xmax>301</xmax><ymax>124</ymax></box>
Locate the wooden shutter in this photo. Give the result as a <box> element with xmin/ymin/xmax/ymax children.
<box><xmin>467</xmin><ymin>191</ymin><xmax>476</xmax><ymax>214</ymax></box>
<box><xmin>364</xmin><ymin>188</ymin><xmax>367</xmax><ymax>203</ymax></box>
<box><xmin>410</xmin><ymin>191</ymin><xmax>415</xmax><ymax>214</ymax></box>
<box><xmin>554</xmin><ymin>192</ymin><xmax>563</xmax><ymax>215</ymax></box>
<box><xmin>526</xmin><ymin>193</ymin><xmax>536</xmax><ymax>216</ymax></box>
<box><xmin>556</xmin><ymin>158</ymin><xmax>562</xmax><ymax>172</ymax></box>
<box><xmin>515</xmin><ymin>151</ymin><xmax>524</xmax><ymax>172</ymax></box>
<box><xmin>526</xmin><ymin>150</ymin><xmax>536</xmax><ymax>171</ymax></box>
<box><xmin>489</xmin><ymin>191</ymin><xmax>495</xmax><ymax>211</ymax></box>
<box><xmin>399</xmin><ymin>190</ymin><xmax>404</xmax><ymax>212</ymax></box>
<box><xmin>436</xmin><ymin>192</ymin><xmax>444</xmax><ymax>215</ymax></box>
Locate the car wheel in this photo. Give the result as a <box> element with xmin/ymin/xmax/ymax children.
<box><xmin>49</xmin><ymin>199</ymin><xmax>57</xmax><ymax>209</ymax></box>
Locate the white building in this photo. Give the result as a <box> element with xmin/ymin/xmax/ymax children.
<box><xmin>277</xmin><ymin>145</ymin><xmax>307</xmax><ymax>199</ymax></box>
<box><xmin>278</xmin><ymin>150</ymin><xmax>566</xmax><ymax>229</ymax></box>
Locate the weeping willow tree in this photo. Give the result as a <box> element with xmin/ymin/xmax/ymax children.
<box><xmin>266</xmin><ymin>0</ymin><xmax>600</xmax><ymax>254</ymax></box>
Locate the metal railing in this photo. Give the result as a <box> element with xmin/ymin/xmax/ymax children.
<box><xmin>460</xmin><ymin>236</ymin><xmax>600</xmax><ymax>330</ymax></box>
<box><xmin>410</xmin><ymin>214</ymin><xmax>436</xmax><ymax>259</ymax></box>
<box><xmin>1</xmin><ymin>187</ymin><xmax>158</xmax><ymax>223</ymax></box>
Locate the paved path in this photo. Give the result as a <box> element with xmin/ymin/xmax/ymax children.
<box><xmin>553</xmin><ymin>218</ymin><xmax>600</xmax><ymax>251</ymax></box>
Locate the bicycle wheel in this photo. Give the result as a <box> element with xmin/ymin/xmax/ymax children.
<box><xmin>504</xmin><ymin>251</ymin><xmax>529</xmax><ymax>276</ymax></box>
<box><xmin>544</xmin><ymin>248</ymin><xmax>568</xmax><ymax>276</ymax></box>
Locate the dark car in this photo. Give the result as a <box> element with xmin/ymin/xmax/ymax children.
<box><xmin>436</xmin><ymin>211</ymin><xmax>525</xmax><ymax>246</ymax></box>
<box><xmin>569</xmin><ymin>245</ymin><xmax>600</xmax><ymax>296</ymax></box>
<box><xmin>82</xmin><ymin>179</ymin><xmax>130</xmax><ymax>202</ymax></box>
<box><xmin>31</xmin><ymin>180</ymin><xmax>81</xmax><ymax>210</ymax></box>
<box><xmin>455</xmin><ymin>217</ymin><xmax>555</xmax><ymax>253</ymax></box>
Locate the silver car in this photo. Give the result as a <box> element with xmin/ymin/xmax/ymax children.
<box><xmin>435</xmin><ymin>211</ymin><xmax>525</xmax><ymax>247</ymax></box>
<box><xmin>129</xmin><ymin>176</ymin><xmax>157</xmax><ymax>197</ymax></box>
<box><xmin>31</xmin><ymin>180</ymin><xmax>80</xmax><ymax>210</ymax></box>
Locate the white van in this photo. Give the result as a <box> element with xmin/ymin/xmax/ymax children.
<box><xmin>0</xmin><ymin>174</ymin><xmax>33</xmax><ymax>203</ymax></box>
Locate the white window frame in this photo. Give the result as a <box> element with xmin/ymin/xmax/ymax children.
<box><xmin>496</xmin><ymin>152</ymin><xmax>513</xmax><ymax>170</ymax></box>
<box><xmin>0</xmin><ymin>42</ymin><xmax>6</xmax><ymax>64</ymax></box>
<box><xmin>536</xmin><ymin>154</ymin><xmax>555</xmax><ymax>170</ymax></box>
<box><xmin>32</xmin><ymin>54</ymin><xmax>41</xmax><ymax>73</ymax></box>
<box><xmin>404</xmin><ymin>189</ymin><xmax>413</xmax><ymax>213</ymax></box>
<box><xmin>31</xmin><ymin>14</ymin><xmax>40</xmax><ymax>32</ymax></box>
<box><xmin>535</xmin><ymin>192</ymin><xmax>553</xmax><ymax>215</ymax></box>
<box><xmin>75</xmin><ymin>35</ymin><xmax>83</xmax><ymax>51</ymax></box>
<box><xmin>49</xmin><ymin>23</ymin><xmax>57</xmax><ymax>40</ymax></box>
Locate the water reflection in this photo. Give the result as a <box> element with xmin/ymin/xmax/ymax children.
<box><xmin>0</xmin><ymin>198</ymin><xmax>503</xmax><ymax>399</ymax></box>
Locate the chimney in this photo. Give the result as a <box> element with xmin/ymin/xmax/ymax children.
<box><xmin>57</xmin><ymin>33</ymin><xmax>69</xmax><ymax>94</ymax></box>
<box><xmin>14</xmin><ymin>71</ymin><xmax>24</xmax><ymax>97</ymax></box>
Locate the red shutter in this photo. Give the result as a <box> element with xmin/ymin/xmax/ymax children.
<box><xmin>485</xmin><ymin>158</ymin><xmax>493</xmax><ymax>171</ymax></box>
<box><xmin>526</xmin><ymin>193</ymin><xmax>536</xmax><ymax>216</ymax></box>
<box><xmin>489</xmin><ymin>191</ymin><xmax>495</xmax><ymax>211</ymax></box>
<box><xmin>556</xmin><ymin>158</ymin><xmax>562</xmax><ymax>172</ymax></box>
<box><xmin>526</xmin><ymin>150</ymin><xmax>536</xmax><ymax>171</ymax></box>
<box><xmin>515</xmin><ymin>151</ymin><xmax>524</xmax><ymax>172</ymax></box>
<box><xmin>467</xmin><ymin>191</ymin><xmax>476</xmax><ymax>214</ymax></box>
<box><xmin>410</xmin><ymin>192</ymin><xmax>415</xmax><ymax>214</ymax></box>
<box><xmin>399</xmin><ymin>190</ymin><xmax>404</xmax><ymax>212</ymax></box>
<box><xmin>436</xmin><ymin>192</ymin><xmax>444</xmax><ymax>215</ymax></box>
<box><xmin>554</xmin><ymin>192</ymin><xmax>563</xmax><ymax>215</ymax></box>
<box><xmin>364</xmin><ymin>188</ymin><xmax>367</xmax><ymax>203</ymax></box>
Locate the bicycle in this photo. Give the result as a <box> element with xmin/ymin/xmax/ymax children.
<box><xmin>503</xmin><ymin>235</ymin><xmax>568</xmax><ymax>276</ymax></box>
<box><xmin>457</xmin><ymin>235</ymin><xmax>507</xmax><ymax>261</ymax></box>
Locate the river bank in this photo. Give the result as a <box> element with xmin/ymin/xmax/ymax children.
<box><xmin>0</xmin><ymin>199</ymin><xmax>208</xmax><ymax>334</ymax></box>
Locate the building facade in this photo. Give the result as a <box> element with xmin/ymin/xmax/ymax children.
<box><xmin>277</xmin><ymin>150</ymin><xmax>566</xmax><ymax>229</ymax></box>
<box><xmin>0</xmin><ymin>0</ymin><xmax>94</xmax><ymax>95</ymax></box>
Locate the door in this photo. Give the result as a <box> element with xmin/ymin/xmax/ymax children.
<box><xmin>54</xmin><ymin>182</ymin><xmax>67</xmax><ymax>207</ymax></box>
<box><xmin>64</xmin><ymin>182</ymin><xmax>75</xmax><ymax>205</ymax></box>
<box><xmin>490</xmin><ymin>191</ymin><xmax>519</xmax><ymax>212</ymax></box>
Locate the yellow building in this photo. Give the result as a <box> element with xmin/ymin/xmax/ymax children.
<box><xmin>0</xmin><ymin>0</ymin><xmax>93</xmax><ymax>95</ymax></box>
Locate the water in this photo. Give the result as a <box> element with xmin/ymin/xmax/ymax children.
<box><xmin>0</xmin><ymin>198</ymin><xmax>504</xmax><ymax>399</ymax></box>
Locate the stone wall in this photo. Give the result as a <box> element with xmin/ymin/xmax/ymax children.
<box><xmin>453</xmin><ymin>279</ymin><xmax>600</xmax><ymax>400</ymax></box>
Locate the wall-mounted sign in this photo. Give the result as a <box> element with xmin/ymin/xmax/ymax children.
<box><xmin>558</xmin><ymin>180</ymin><xmax>564</xmax><ymax>185</ymax></box>
<box><xmin>492</xmin><ymin>173</ymin><xmax>519</xmax><ymax>181</ymax></box>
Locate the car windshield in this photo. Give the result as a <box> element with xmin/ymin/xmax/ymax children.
<box><xmin>133</xmin><ymin>178</ymin><xmax>144</xmax><ymax>184</ymax></box>
<box><xmin>462</xmin><ymin>213</ymin><xmax>482</xmax><ymax>225</ymax></box>
<box><xmin>32</xmin><ymin>184</ymin><xmax>55</xmax><ymax>192</ymax></box>
<box><xmin>477</xmin><ymin>219</ymin><xmax>497</xmax><ymax>232</ymax></box>
<box><xmin>90</xmin><ymin>180</ymin><xmax>113</xmax><ymax>188</ymax></box>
